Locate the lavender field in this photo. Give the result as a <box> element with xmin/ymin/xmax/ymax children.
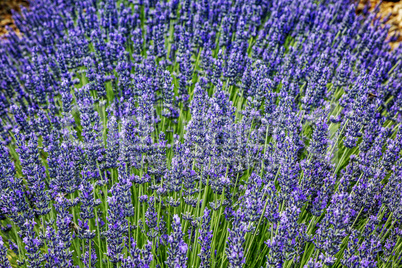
<box><xmin>0</xmin><ymin>0</ymin><xmax>402</xmax><ymax>267</ymax></box>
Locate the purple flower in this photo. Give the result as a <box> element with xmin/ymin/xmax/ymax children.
<box><xmin>52</xmin><ymin>196</ymin><xmax>74</xmax><ymax>266</ymax></box>
<box><xmin>166</xmin><ymin>214</ymin><xmax>187</xmax><ymax>268</ymax></box>
<box><xmin>22</xmin><ymin>219</ymin><xmax>42</xmax><ymax>268</ymax></box>
<box><xmin>0</xmin><ymin>236</ymin><xmax>12</xmax><ymax>268</ymax></box>
<box><xmin>122</xmin><ymin>240</ymin><xmax>153</xmax><ymax>268</ymax></box>
<box><xmin>226</xmin><ymin>209</ymin><xmax>246</xmax><ymax>268</ymax></box>
<box><xmin>198</xmin><ymin>208</ymin><xmax>213</xmax><ymax>268</ymax></box>
<box><xmin>145</xmin><ymin>196</ymin><xmax>158</xmax><ymax>231</ymax></box>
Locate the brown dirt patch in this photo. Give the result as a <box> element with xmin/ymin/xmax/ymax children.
<box><xmin>358</xmin><ymin>0</ymin><xmax>402</xmax><ymax>49</ymax></box>
<box><xmin>0</xmin><ymin>0</ymin><xmax>29</xmax><ymax>36</ymax></box>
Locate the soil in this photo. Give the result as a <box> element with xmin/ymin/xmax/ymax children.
<box><xmin>357</xmin><ymin>0</ymin><xmax>402</xmax><ymax>49</ymax></box>
<box><xmin>0</xmin><ymin>0</ymin><xmax>28</xmax><ymax>36</ymax></box>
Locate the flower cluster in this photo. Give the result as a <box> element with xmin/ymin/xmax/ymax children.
<box><xmin>0</xmin><ymin>0</ymin><xmax>402</xmax><ymax>267</ymax></box>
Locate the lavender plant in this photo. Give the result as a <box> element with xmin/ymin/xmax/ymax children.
<box><xmin>0</xmin><ymin>0</ymin><xmax>402</xmax><ymax>267</ymax></box>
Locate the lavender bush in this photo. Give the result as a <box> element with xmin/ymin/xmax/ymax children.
<box><xmin>0</xmin><ymin>0</ymin><xmax>402</xmax><ymax>267</ymax></box>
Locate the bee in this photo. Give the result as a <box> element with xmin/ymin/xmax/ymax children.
<box><xmin>69</xmin><ymin>221</ymin><xmax>81</xmax><ymax>234</ymax></box>
<box><xmin>368</xmin><ymin>92</ymin><xmax>377</xmax><ymax>100</ymax></box>
<box><xmin>55</xmin><ymin>193</ymin><xmax>67</xmax><ymax>199</ymax></box>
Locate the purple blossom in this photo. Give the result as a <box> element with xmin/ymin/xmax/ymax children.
<box><xmin>166</xmin><ymin>214</ymin><xmax>187</xmax><ymax>268</ymax></box>
<box><xmin>198</xmin><ymin>208</ymin><xmax>213</xmax><ymax>268</ymax></box>
<box><xmin>226</xmin><ymin>209</ymin><xmax>246</xmax><ymax>268</ymax></box>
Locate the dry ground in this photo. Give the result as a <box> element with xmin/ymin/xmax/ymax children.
<box><xmin>0</xmin><ymin>0</ymin><xmax>28</xmax><ymax>36</ymax></box>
